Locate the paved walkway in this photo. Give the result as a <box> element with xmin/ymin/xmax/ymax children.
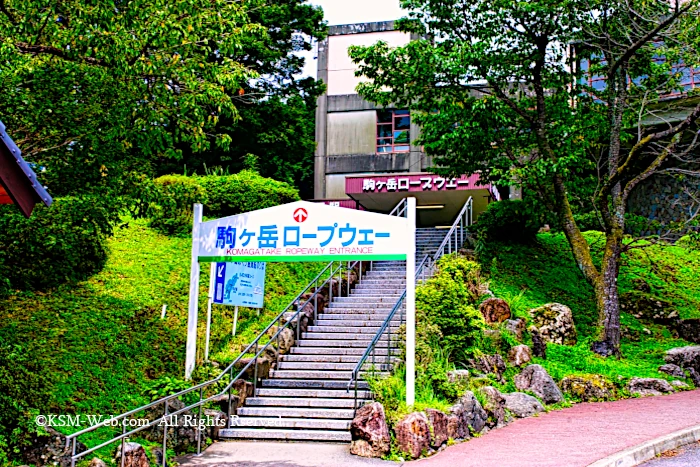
<box><xmin>640</xmin><ymin>441</ymin><xmax>700</xmax><ymax>467</ymax></box>
<box><xmin>180</xmin><ymin>390</ymin><xmax>700</xmax><ymax>467</ymax></box>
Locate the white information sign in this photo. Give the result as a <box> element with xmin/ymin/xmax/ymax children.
<box><xmin>196</xmin><ymin>201</ymin><xmax>410</xmax><ymax>262</ymax></box>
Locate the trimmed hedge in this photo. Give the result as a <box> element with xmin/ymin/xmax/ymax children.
<box><xmin>0</xmin><ymin>197</ymin><xmax>115</xmax><ymax>290</ymax></box>
<box><xmin>148</xmin><ymin>171</ymin><xmax>300</xmax><ymax>234</ymax></box>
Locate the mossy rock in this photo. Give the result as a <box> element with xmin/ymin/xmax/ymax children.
<box><xmin>559</xmin><ymin>374</ymin><xmax>616</xmax><ymax>402</ymax></box>
<box><xmin>620</xmin><ymin>291</ymin><xmax>677</xmax><ymax>324</ymax></box>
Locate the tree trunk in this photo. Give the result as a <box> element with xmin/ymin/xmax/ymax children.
<box><xmin>593</xmin><ymin>230</ymin><xmax>623</xmax><ymax>357</ymax></box>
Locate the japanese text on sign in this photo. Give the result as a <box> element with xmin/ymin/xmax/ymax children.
<box><xmin>362</xmin><ymin>177</ymin><xmax>470</xmax><ymax>192</ymax></box>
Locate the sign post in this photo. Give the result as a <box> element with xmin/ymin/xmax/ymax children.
<box><xmin>185</xmin><ymin>204</ymin><xmax>203</xmax><ymax>379</ymax></box>
<box><xmin>406</xmin><ymin>197</ymin><xmax>416</xmax><ymax>406</ymax></box>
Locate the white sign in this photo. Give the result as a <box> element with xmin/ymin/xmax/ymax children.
<box><xmin>214</xmin><ymin>262</ymin><xmax>266</xmax><ymax>308</ymax></box>
<box><xmin>195</xmin><ymin>201</ymin><xmax>411</xmax><ymax>262</ymax></box>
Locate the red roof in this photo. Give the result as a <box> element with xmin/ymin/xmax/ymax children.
<box><xmin>0</xmin><ymin>185</ymin><xmax>12</xmax><ymax>204</ymax></box>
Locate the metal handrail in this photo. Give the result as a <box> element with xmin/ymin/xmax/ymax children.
<box><xmin>64</xmin><ymin>259</ymin><xmax>363</xmax><ymax>467</ymax></box>
<box><xmin>346</xmin><ymin>198</ymin><xmax>475</xmax><ymax>413</ymax></box>
<box><xmin>346</xmin><ymin>254</ymin><xmax>431</xmax><ymax>411</ymax></box>
<box><xmin>433</xmin><ymin>196</ymin><xmax>473</xmax><ymax>260</ymax></box>
<box><xmin>389</xmin><ymin>198</ymin><xmax>408</xmax><ymax>217</ymax></box>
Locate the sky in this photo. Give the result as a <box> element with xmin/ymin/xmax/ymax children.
<box><xmin>300</xmin><ymin>0</ymin><xmax>405</xmax><ymax>78</ymax></box>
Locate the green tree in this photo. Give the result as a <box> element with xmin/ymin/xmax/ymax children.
<box><xmin>350</xmin><ymin>0</ymin><xmax>700</xmax><ymax>356</ymax></box>
<box><xmin>164</xmin><ymin>0</ymin><xmax>326</xmax><ymax>198</ymax></box>
<box><xmin>0</xmin><ymin>0</ymin><xmax>264</xmax><ymax>196</ymax></box>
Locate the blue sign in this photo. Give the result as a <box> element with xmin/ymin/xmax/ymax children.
<box><xmin>213</xmin><ymin>262</ymin><xmax>266</xmax><ymax>308</ymax></box>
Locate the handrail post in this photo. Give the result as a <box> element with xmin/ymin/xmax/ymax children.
<box><xmin>120</xmin><ymin>424</ymin><xmax>126</xmax><ymax>467</ymax></box>
<box><xmin>197</xmin><ymin>387</ymin><xmax>203</xmax><ymax>454</ymax></box>
<box><xmin>162</xmin><ymin>402</ymin><xmax>168</xmax><ymax>467</ymax></box>
<box><xmin>329</xmin><ymin>262</ymin><xmax>333</xmax><ymax>303</ymax></box>
<box><xmin>72</xmin><ymin>437</ymin><xmax>77</xmax><ymax>467</ymax></box>
<box><xmin>347</xmin><ymin>261</ymin><xmax>350</xmax><ymax>296</ymax></box>
<box><xmin>253</xmin><ymin>342</ymin><xmax>259</xmax><ymax>394</ymax></box>
<box><xmin>227</xmin><ymin>367</ymin><xmax>233</xmax><ymax>428</ymax></box>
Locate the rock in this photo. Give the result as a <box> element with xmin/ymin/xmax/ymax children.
<box><xmin>115</xmin><ymin>442</ymin><xmax>150</xmax><ymax>467</ymax></box>
<box><xmin>658</xmin><ymin>364</ymin><xmax>686</xmax><ymax>378</ymax></box>
<box><xmin>529</xmin><ymin>327</ymin><xmax>547</xmax><ymax>359</ymax></box>
<box><xmin>21</xmin><ymin>426</ymin><xmax>87</xmax><ymax>467</ymax></box>
<box><xmin>395</xmin><ymin>412</ymin><xmax>431</xmax><ymax>460</ymax></box>
<box><xmin>503</xmin><ymin>392</ymin><xmax>545</xmax><ymax>418</ymax></box>
<box><xmin>449</xmin><ymin>391</ymin><xmax>487</xmax><ymax>438</ymax></box>
<box><xmin>559</xmin><ymin>375</ymin><xmax>615</xmax><ymax>401</ymax></box>
<box><xmin>277</xmin><ymin>327</ymin><xmax>295</xmax><ymax>354</ymax></box>
<box><xmin>515</xmin><ymin>364</ymin><xmax>564</xmax><ymax>404</ymax></box>
<box><xmin>203</xmin><ymin>409</ymin><xmax>227</xmax><ymax>440</ymax></box>
<box><xmin>447</xmin><ymin>369</ymin><xmax>470</xmax><ymax>384</ymax></box>
<box><xmin>479</xmin><ymin>298</ymin><xmax>512</xmax><ymax>324</ymax></box>
<box><xmin>590</xmin><ymin>339</ymin><xmax>616</xmax><ymax>357</ymax></box>
<box><xmin>211</xmin><ymin>393</ymin><xmax>239</xmax><ymax>414</ymax></box>
<box><xmin>505</xmin><ymin>318</ymin><xmax>527</xmax><ymax>341</ymax></box>
<box><xmin>529</xmin><ymin>303</ymin><xmax>577</xmax><ymax>345</ymax></box>
<box><xmin>678</xmin><ymin>319</ymin><xmax>700</xmax><ymax>344</ymax></box>
<box><xmin>232</xmin><ymin>378</ymin><xmax>254</xmax><ymax>405</ymax></box>
<box><xmin>687</xmin><ymin>368</ymin><xmax>700</xmax><ymax>387</ymax></box>
<box><xmin>234</xmin><ymin>356</ymin><xmax>271</xmax><ymax>381</ymax></box>
<box><xmin>627</xmin><ymin>377</ymin><xmax>675</xmax><ymax>397</ymax></box>
<box><xmin>508</xmin><ymin>345</ymin><xmax>532</xmax><ymax>367</ymax></box>
<box><xmin>446</xmin><ymin>414</ymin><xmax>459</xmax><ymax>440</ymax></box>
<box><xmin>671</xmin><ymin>380</ymin><xmax>690</xmax><ymax>389</ymax></box>
<box><xmin>620</xmin><ymin>291</ymin><xmax>676</xmax><ymax>324</ymax></box>
<box><xmin>425</xmin><ymin>408</ymin><xmax>449</xmax><ymax>448</ymax></box>
<box><xmin>469</xmin><ymin>353</ymin><xmax>506</xmax><ymax>382</ymax></box>
<box><xmin>349</xmin><ymin>402</ymin><xmax>390</xmax><ymax>458</ymax></box>
<box><xmin>664</xmin><ymin>346</ymin><xmax>700</xmax><ymax>374</ymax></box>
<box><xmin>478</xmin><ymin>386</ymin><xmax>511</xmax><ymax>429</ymax></box>
<box><xmin>89</xmin><ymin>459</ymin><xmax>107</xmax><ymax>467</ymax></box>
<box><xmin>143</xmin><ymin>399</ymin><xmax>198</xmax><ymax>453</ymax></box>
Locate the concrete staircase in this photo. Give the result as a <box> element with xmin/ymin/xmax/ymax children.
<box><xmin>219</xmin><ymin>228</ymin><xmax>447</xmax><ymax>442</ymax></box>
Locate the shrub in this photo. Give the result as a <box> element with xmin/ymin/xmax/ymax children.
<box><xmin>0</xmin><ymin>197</ymin><xmax>115</xmax><ymax>290</ymax></box>
<box><xmin>416</xmin><ymin>255</ymin><xmax>486</xmax><ymax>359</ymax></box>
<box><xmin>198</xmin><ymin>170</ymin><xmax>299</xmax><ymax>218</ymax></box>
<box><xmin>471</xmin><ymin>199</ymin><xmax>542</xmax><ymax>244</ymax></box>
<box><xmin>147</xmin><ymin>171</ymin><xmax>300</xmax><ymax>234</ymax></box>
<box><xmin>148</xmin><ymin>174</ymin><xmax>208</xmax><ymax>235</ymax></box>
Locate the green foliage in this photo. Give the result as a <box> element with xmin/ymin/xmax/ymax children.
<box><xmin>198</xmin><ymin>170</ymin><xmax>300</xmax><ymax>218</ymax></box>
<box><xmin>416</xmin><ymin>255</ymin><xmax>486</xmax><ymax>358</ymax></box>
<box><xmin>0</xmin><ymin>197</ymin><xmax>116</xmax><ymax>290</ymax></box>
<box><xmin>146</xmin><ymin>171</ymin><xmax>300</xmax><ymax>235</ymax></box>
<box><xmin>144</xmin><ymin>377</ymin><xmax>192</xmax><ymax>402</ymax></box>
<box><xmin>148</xmin><ymin>175</ymin><xmax>208</xmax><ymax>235</ymax></box>
<box><xmin>471</xmin><ymin>200</ymin><xmax>543</xmax><ymax>249</ymax></box>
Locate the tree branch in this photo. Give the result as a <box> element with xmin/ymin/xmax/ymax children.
<box><xmin>0</xmin><ymin>0</ymin><xmax>15</xmax><ymax>25</ymax></box>
<box><xmin>15</xmin><ymin>43</ymin><xmax>107</xmax><ymax>66</ymax></box>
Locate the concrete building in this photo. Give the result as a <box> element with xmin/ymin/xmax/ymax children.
<box><xmin>313</xmin><ymin>21</ymin><xmax>497</xmax><ymax>226</ymax></box>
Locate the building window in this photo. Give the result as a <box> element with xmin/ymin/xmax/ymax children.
<box><xmin>376</xmin><ymin>109</ymin><xmax>410</xmax><ymax>153</ymax></box>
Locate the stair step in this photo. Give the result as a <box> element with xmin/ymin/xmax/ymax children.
<box><xmin>226</xmin><ymin>417</ymin><xmax>352</xmax><ymax>431</ymax></box>
<box><xmin>297</xmin><ymin>339</ymin><xmax>390</xmax><ymax>348</ymax></box>
<box><xmin>315</xmin><ymin>319</ymin><xmax>401</xmax><ymax>327</ymax></box>
<box><xmin>302</xmin><ymin>332</ymin><xmax>393</xmax><ymax>341</ymax></box>
<box><xmin>289</xmin><ymin>347</ymin><xmax>397</xmax><ymax>356</ymax></box>
<box><xmin>261</xmin><ymin>379</ymin><xmax>369</xmax><ymax>390</ymax></box>
<box><xmin>307</xmin><ymin>325</ymin><xmax>400</xmax><ymax>333</ymax></box>
<box><xmin>334</xmin><ymin>296</ymin><xmax>403</xmax><ymax>304</ymax></box>
<box><xmin>219</xmin><ymin>428</ymin><xmax>351</xmax><ymax>442</ymax></box>
<box><xmin>245</xmin><ymin>397</ymin><xmax>371</xmax><ymax>408</ymax></box>
<box><xmin>237</xmin><ymin>406</ymin><xmax>355</xmax><ymax>419</ymax></box>
<box><xmin>256</xmin><ymin>388</ymin><xmax>373</xmax><ymax>399</ymax></box>
<box><xmin>269</xmin><ymin>370</ymin><xmax>388</xmax><ymax>379</ymax></box>
<box><xmin>277</xmin><ymin>361</ymin><xmax>392</xmax><ymax>371</ymax></box>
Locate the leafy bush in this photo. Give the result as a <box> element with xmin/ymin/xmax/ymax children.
<box><xmin>471</xmin><ymin>199</ymin><xmax>543</xmax><ymax>247</ymax></box>
<box><xmin>148</xmin><ymin>175</ymin><xmax>208</xmax><ymax>235</ymax></box>
<box><xmin>416</xmin><ymin>255</ymin><xmax>486</xmax><ymax>360</ymax></box>
<box><xmin>147</xmin><ymin>171</ymin><xmax>299</xmax><ymax>234</ymax></box>
<box><xmin>198</xmin><ymin>170</ymin><xmax>299</xmax><ymax>218</ymax></box>
<box><xmin>0</xmin><ymin>197</ymin><xmax>116</xmax><ymax>290</ymax></box>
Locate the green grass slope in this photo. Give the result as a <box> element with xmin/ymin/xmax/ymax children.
<box><xmin>488</xmin><ymin>231</ymin><xmax>700</xmax><ymax>385</ymax></box>
<box><xmin>0</xmin><ymin>217</ymin><xmax>323</xmax><ymax>418</ymax></box>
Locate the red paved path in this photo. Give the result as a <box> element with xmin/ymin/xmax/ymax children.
<box><xmin>411</xmin><ymin>390</ymin><xmax>700</xmax><ymax>467</ymax></box>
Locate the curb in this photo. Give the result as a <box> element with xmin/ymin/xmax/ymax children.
<box><xmin>588</xmin><ymin>424</ymin><xmax>700</xmax><ymax>467</ymax></box>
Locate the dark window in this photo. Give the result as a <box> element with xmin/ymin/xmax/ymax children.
<box><xmin>376</xmin><ymin>109</ymin><xmax>410</xmax><ymax>153</ymax></box>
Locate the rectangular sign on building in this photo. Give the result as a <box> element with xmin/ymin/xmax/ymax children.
<box><xmin>213</xmin><ymin>262</ymin><xmax>266</xmax><ymax>308</ymax></box>
<box><xmin>196</xmin><ymin>201</ymin><xmax>410</xmax><ymax>262</ymax></box>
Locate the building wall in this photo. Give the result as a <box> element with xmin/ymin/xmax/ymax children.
<box><xmin>327</xmin><ymin>31</ymin><xmax>411</xmax><ymax>96</ymax></box>
<box><xmin>327</xmin><ymin>111</ymin><xmax>376</xmax><ymax>155</ymax></box>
